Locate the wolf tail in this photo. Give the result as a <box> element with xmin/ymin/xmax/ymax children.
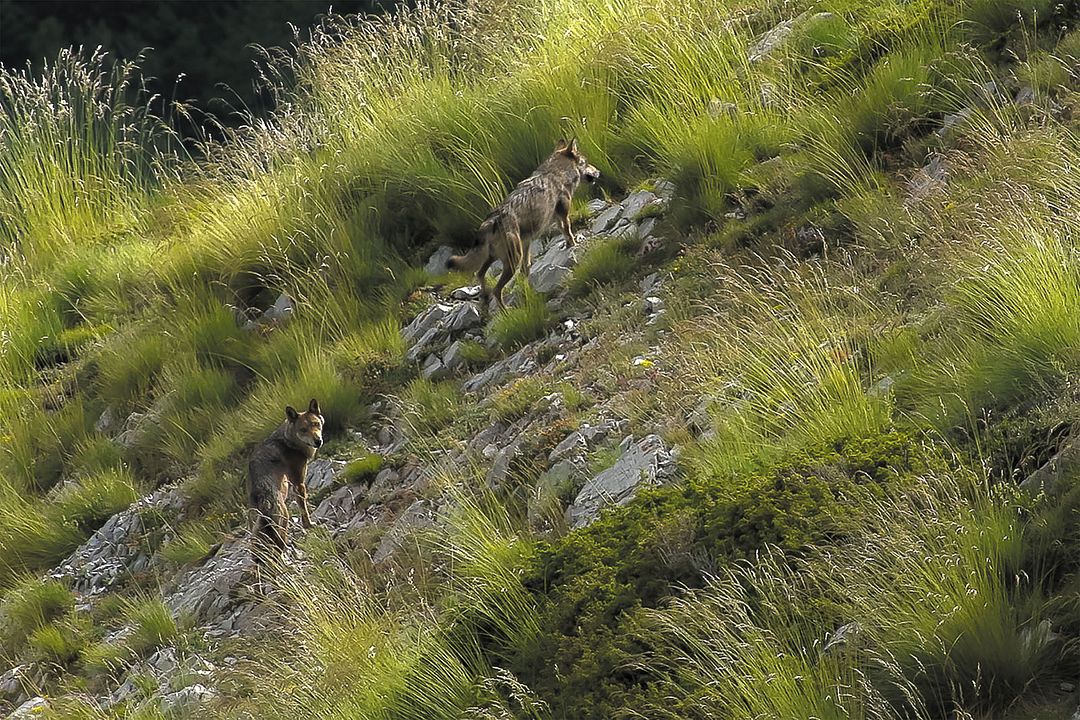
<box><xmin>447</xmin><ymin>239</ymin><xmax>490</xmax><ymax>274</ymax></box>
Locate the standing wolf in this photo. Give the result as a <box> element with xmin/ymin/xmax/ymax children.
<box><xmin>247</xmin><ymin>399</ymin><xmax>324</xmax><ymax>577</ymax></box>
<box><xmin>448</xmin><ymin>138</ymin><xmax>600</xmax><ymax>310</ymax></box>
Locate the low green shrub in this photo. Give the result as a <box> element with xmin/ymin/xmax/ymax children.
<box><xmin>342</xmin><ymin>453</ymin><xmax>384</xmax><ymax>485</ymax></box>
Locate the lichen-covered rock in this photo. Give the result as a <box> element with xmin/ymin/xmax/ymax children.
<box><xmin>159</xmin><ymin>683</ymin><xmax>216</xmax><ymax>717</ymax></box>
<box><xmin>164</xmin><ymin>539</ymin><xmax>251</xmax><ymax>624</ymax></box>
<box><xmin>7</xmin><ymin>697</ymin><xmax>47</xmax><ymax>719</ymax></box>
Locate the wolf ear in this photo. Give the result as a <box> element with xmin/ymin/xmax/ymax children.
<box><xmin>308</xmin><ymin>398</ymin><xmax>321</xmax><ymax>416</ymax></box>
<box><xmin>567</xmin><ymin>138</ymin><xmax>579</xmax><ymax>156</ymax></box>
<box><xmin>554</xmin><ymin>138</ymin><xmax>568</xmax><ymax>151</ymax></box>
<box><xmin>285</xmin><ymin>405</ymin><xmax>299</xmax><ymax>422</ymax></box>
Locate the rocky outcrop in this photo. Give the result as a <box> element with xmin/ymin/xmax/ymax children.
<box><xmin>51</xmin><ymin>485</ymin><xmax>185</xmax><ymax>594</ymax></box>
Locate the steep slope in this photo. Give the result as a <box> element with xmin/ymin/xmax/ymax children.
<box><xmin>4</xmin><ymin>0</ymin><xmax>1080</xmax><ymax>718</ymax></box>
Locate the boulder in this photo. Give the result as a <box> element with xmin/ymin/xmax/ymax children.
<box><xmin>589</xmin><ymin>203</ymin><xmax>624</xmax><ymax>235</ymax></box>
<box><xmin>403</xmin><ymin>303</ymin><xmax>453</xmax><ymax>346</ymax></box>
<box><xmin>566</xmin><ymin>435</ymin><xmax>675</xmax><ymax>528</ymax></box>
<box><xmin>445</xmin><ymin>302</ymin><xmax>482</xmax><ymax>333</ymax></box>
<box><xmin>619</xmin><ymin>189</ymin><xmax>659</xmax><ymax>222</ymax></box>
<box><xmin>424</xmin><ymin>245</ymin><xmax>455</xmax><ymax>275</ymax></box>
<box><xmin>8</xmin><ymin>697</ymin><xmax>47</xmax><ymax>719</ymax></box>
<box><xmin>159</xmin><ymin>684</ymin><xmax>216</xmax><ymax>717</ymax></box>
<box><xmin>164</xmin><ymin>539</ymin><xmax>251</xmax><ymax>624</ymax></box>
<box><xmin>305</xmin><ymin>458</ymin><xmax>346</xmax><ymax>497</ymax></box>
<box><xmin>749</xmin><ymin>17</ymin><xmax>798</xmax><ymax>63</ymax></box>
<box><xmin>907</xmin><ymin>154</ymin><xmax>949</xmax><ymax>201</ymax></box>
<box><xmin>450</xmin><ymin>285</ymin><xmax>482</xmax><ymax>301</ymax></box>
<box><xmin>529</xmin><ymin>240</ymin><xmax>576</xmax><ymax>294</ymax></box>
<box><xmin>1021</xmin><ymin>435</ymin><xmax>1080</xmax><ymax>496</ymax></box>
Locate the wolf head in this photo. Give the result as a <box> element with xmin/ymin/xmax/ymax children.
<box><xmin>284</xmin><ymin>398</ymin><xmax>324</xmax><ymax>451</ymax></box>
<box><xmin>555</xmin><ymin>138</ymin><xmax>600</xmax><ymax>184</ymax></box>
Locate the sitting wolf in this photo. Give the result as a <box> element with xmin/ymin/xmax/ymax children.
<box><xmin>247</xmin><ymin>398</ymin><xmax>323</xmax><ymax>578</ymax></box>
<box><xmin>448</xmin><ymin>138</ymin><xmax>600</xmax><ymax>310</ymax></box>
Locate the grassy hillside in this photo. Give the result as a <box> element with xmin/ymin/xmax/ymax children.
<box><xmin>5</xmin><ymin>0</ymin><xmax>1080</xmax><ymax>717</ymax></box>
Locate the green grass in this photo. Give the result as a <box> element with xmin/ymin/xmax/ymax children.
<box><xmin>7</xmin><ymin>0</ymin><xmax>1080</xmax><ymax>716</ymax></box>
<box><xmin>399</xmin><ymin>377</ymin><xmax>461</xmax><ymax>435</ymax></box>
<box><xmin>489</xmin><ymin>377</ymin><xmax>551</xmax><ymax>422</ymax></box>
<box><xmin>342</xmin><ymin>453</ymin><xmax>385</xmax><ymax>485</ymax></box>
<box><xmin>0</xmin><ymin>576</ymin><xmax>75</xmax><ymax>661</ymax></box>
<box><xmin>487</xmin><ymin>288</ymin><xmax>554</xmax><ymax>350</ymax></box>
<box><xmin>567</xmin><ymin>234</ymin><xmax>643</xmax><ymax>296</ymax></box>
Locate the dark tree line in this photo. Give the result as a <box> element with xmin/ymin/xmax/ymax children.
<box><xmin>0</xmin><ymin>0</ymin><xmax>395</xmax><ymax>126</ymax></box>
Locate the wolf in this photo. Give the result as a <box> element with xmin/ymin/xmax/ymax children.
<box><xmin>448</xmin><ymin>139</ymin><xmax>600</xmax><ymax>310</ymax></box>
<box><xmin>247</xmin><ymin>398</ymin><xmax>324</xmax><ymax>576</ymax></box>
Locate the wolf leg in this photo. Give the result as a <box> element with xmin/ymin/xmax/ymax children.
<box><xmin>477</xmin><ymin>255</ymin><xmax>494</xmax><ymax>309</ymax></box>
<box><xmin>492</xmin><ymin>251</ymin><xmax>516</xmax><ymax>311</ymax></box>
<box><xmin>556</xmin><ymin>197</ymin><xmax>576</xmax><ymax>247</ymax></box>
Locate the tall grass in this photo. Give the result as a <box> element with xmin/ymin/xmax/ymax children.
<box><xmin>0</xmin><ymin>48</ymin><xmax>177</xmax><ymax>268</ymax></box>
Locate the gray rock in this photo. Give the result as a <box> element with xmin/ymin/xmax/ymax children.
<box><xmin>115</xmin><ymin>409</ymin><xmax>161</xmax><ymax>450</ymax></box>
<box><xmin>653</xmin><ymin>179</ymin><xmax>675</xmax><ymax>200</ymax></box>
<box><xmin>159</xmin><ymin>684</ymin><xmax>216</xmax><ymax>717</ymax></box>
<box><xmin>305</xmin><ymin>458</ymin><xmax>346</xmax><ymax>497</ymax></box>
<box><xmin>486</xmin><ymin>434</ymin><xmax>528</xmax><ymax>490</ymax></box>
<box><xmin>405</xmin><ymin>326</ymin><xmax>445</xmax><ymax>364</ymax></box>
<box><xmin>567</xmin><ymin>434</ymin><xmax>673</xmax><ymax>528</ymax></box>
<box><xmin>164</xmin><ymin>539</ymin><xmax>251</xmax><ymax>624</ymax></box>
<box><xmin>95</xmin><ymin>405</ymin><xmax>119</xmax><ymax>435</ymax></box>
<box><xmin>823</xmin><ymin>621</ymin><xmax>863</xmax><ymax>655</ymax></box>
<box><xmin>620</xmin><ymin>190</ymin><xmax>659</xmax><ymax>221</ymax></box>
<box><xmin>442</xmin><ymin>341</ymin><xmax>468</xmax><ymax>373</ymax></box>
<box><xmin>263</xmin><ymin>294</ymin><xmax>295</xmax><ymax>324</ymax></box>
<box><xmin>749</xmin><ymin>17</ymin><xmax>798</xmax><ymax>63</ymax></box>
<box><xmin>450</xmin><ymin>285</ymin><xmax>482</xmax><ymax>301</ymax></box>
<box><xmin>607</xmin><ymin>221</ymin><xmax>638</xmax><ymax>240</ymax></box>
<box><xmin>907</xmin><ymin>154</ymin><xmax>948</xmax><ymax>201</ymax></box>
<box><xmin>421</xmin><ymin>353</ymin><xmax>447</xmax><ymax>380</ymax></box>
<box><xmin>640</xmin><ymin>272</ymin><xmax>661</xmax><ymax>295</ymax></box>
<box><xmin>313</xmin><ymin>485</ymin><xmax>367</xmax><ymax>527</ymax></box>
<box><xmin>938</xmin><ymin>107</ymin><xmax>974</xmax><ymax>139</ymax></box>
<box><xmin>373</xmin><ymin>500</ymin><xmax>438</xmax><ymax>563</ymax></box>
<box><xmin>462</xmin><ymin>343</ymin><xmax>544</xmax><ymax>393</ymax></box>
<box><xmin>530</xmin><ymin>240</ymin><xmax>576</xmax><ymax>294</ymax></box>
<box><xmin>585</xmin><ymin>198</ymin><xmax>609</xmax><ymax>217</ymax></box>
<box><xmin>403</xmin><ymin>303</ymin><xmax>453</xmax><ymax>346</ymax></box>
<box><xmin>644</xmin><ymin>296</ymin><xmax>664</xmax><ymax>315</ymax></box>
<box><xmin>424</xmin><ymin>245</ymin><xmax>455</xmax><ymax>275</ymax></box>
<box><xmin>549</xmin><ymin>419</ymin><xmax>625</xmax><ymax>465</ymax></box>
<box><xmin>868</xmin><ymin>375</ymin><xmax>895</xmax><ymax>399</ymax></box>
<box><xmin>1021</xmin><ymin>436</ymin><xmax>1080</xmax><ymax>496</ymax></box>
<box><xmin>1015</xmin><ymin>85</ymin><xmax>1036</xmax><ymax>106</ymax></box>
<box><xmin>638</xmin><ymin>217</ymin><xmax>658</xmax><ymax>241</ymax></box>
<box><xmin>146</xmin><ymin>647</ymin><xmax>179</xmax><ymax>676</ymax></box>
<box><xmin>589</xmin><ymin>203</ymin><xmax>624</xmax><ymax>235</ymax></box>
<box><xmin>708</xmin><ymin>99</ymin><xmax>739</xmax><ymax>118</ymax></box>
<box><xmin>8</xmin><ymin>697</ymin><xmax>47</xmax><ymax>719</ymax></box>
<box><xmin>445</xmin><ymin>302</ymin><xmax>482</xmax><ymax>333</ymax></box>
<box><xmin>0</xmin><ymin>665</ymin><xmax>27</xmax><ymax>701</ymax></box>
<box><xmin>52</xmin><ymin>485</ymin><xmax>184</xmax><ymax>593</ymax></box>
